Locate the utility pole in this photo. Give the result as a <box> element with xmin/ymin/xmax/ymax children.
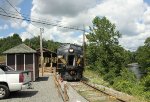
<box><xmin>83</xmin><ymin>25</ymin><xmax>86</xmax><ymax>68</ymax></box>
<box><xmin>40</xmin><ymin>28</ymin><xmax>44</xmax><ymax>76</ymax></box>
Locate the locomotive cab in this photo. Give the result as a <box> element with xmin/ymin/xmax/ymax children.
<box><xmin>57</xmin><ymin>44</ymin><xmax>84</xmax><ymax>81</ymax></box>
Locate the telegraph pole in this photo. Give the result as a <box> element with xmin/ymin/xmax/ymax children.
<box><xmin>40</xmin><ymin>28</ymin><xmax>44</xmax><ymax>76</ymax></box>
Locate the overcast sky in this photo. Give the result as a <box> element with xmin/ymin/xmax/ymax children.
<box><xmin>0</xmin><ymin>0</ymin><xmax>150</xmax><ymax>51</ymax></box>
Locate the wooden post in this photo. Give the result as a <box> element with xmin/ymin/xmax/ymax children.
<box><xmin>64</xmin><ymin>84</ymin><xmax>69</xmax><ymax>102</ymax></box>
<box><xmin>40</xmin><ymin>28</ymin><xmax>44</xmax><ymax>76</ymax></box>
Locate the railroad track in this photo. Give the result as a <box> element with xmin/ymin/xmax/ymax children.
<box><xmin>53</xmin><ymin>69</ymin><xmax>132</xmax><ymax>102</ymax></box>
<box><xmin>68</xmin><ymin>80</ymin><xmax>125</xmax><ymax>102</ymax></box>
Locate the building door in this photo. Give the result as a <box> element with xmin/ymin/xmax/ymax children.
<box><xmin>17</xmin><ymin>54</ymin><xmax>24</xmax><ymax>70</ymax></box>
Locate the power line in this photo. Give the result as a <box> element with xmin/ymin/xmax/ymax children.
<box><xmin>5</xmin><ymin>0</ymin><xmax>20</xmax><ymax>14</ymax></box>
<box><xmin>0</xmin><ymin>7</ymin><xmax>61</xmax><ymax>24</ymax></box>
<box><xmin>0</xmin><ymin>7</ymin><xmax>36</xmax><ymax>37</ymax></box>
<box><xmin>3</xmin><ymin>0</ymin><xmax>84</xmax><ymax>31</ymax></box>
<box><xmin>0</xmin><ymin>9</ymin><xmax>61</xmax><ymax>29</ymax></box>
<box><xmin>0</xmin><ymin>12</ymin><xmax>85</xmax><ymax>31</ymax></box>
<box><xmin>5</xmin><ymin>0</ymin><xmax>43</xmax><ymax>33</ymax></box>
<box><xmin>1</xmin><ymin>0</ymin><xmax>55</xmax><ymax>39</ymax></box>
<box><xmin>5</xmin><ymin>0</ymin><xmax>61</xmax><ymax>23</ymax></box>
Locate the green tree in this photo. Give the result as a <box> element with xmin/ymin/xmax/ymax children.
<box><xmin>47</xmin><ymin>40</ymin><xmax>61</xmax><ymax>51</ymax></box>
<box><xmin>86</xmin><ymin>16</ymin><xmax>122</xmax><ymax>72</ymax></box>
<box><xmin>136</xmin><ymin>37</ymin><xmax>150</xmax><ymax>70</ymax></box>
<box><xmin>136</xmin><ymin>37</ymin><xmax>150</xmax><ymax>94</ymax></box>
<box><xmin>24</xmin><ymin>36</ymin><xmax>48</xmax><ymax>50</ymax></box>
<box><xmin>0</xmin><ymin>34</ymin><xmax>22</xmax><ymax>54</ymax></box>
<box><xmin>24</xmin><ymin>36</ymin><xmax>61</xmax><ymax>51</ymax></box>
<box><xmin>86</xmin><ymin>16</ymin><xmax>135</xmax><ymax>85</ymax></box>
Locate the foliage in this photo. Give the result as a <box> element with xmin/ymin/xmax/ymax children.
<box><xmin>86</xmin><ymin>16</ymin><xmax>150</xmax><ymax>101</ymax></box>
<box><xmin>141</xmin><ymin>71</ymin><xmax>150</xmax><ymax>91</ymax></box>
<box><xmin>0</xmin><ymin>34</ymin><xmax>61</xmax><ymax>55</ymax></box>
<box><xmin>84</xmin><ymin>69</ymin><xmax>147</xmax><ymax>102</ymax></box>
<box><xmin>24</xmin><ymin>36</ymin><xmax>48</xmax><ymax>50</ymax></box>
<box><xmin>136</xmin><ymin>37</ymin><xmax>150</xmax><ymax>70</ymax></box>
<box><xmin>47</xmin><ymin>40</ymin><xmax>61</xmax><ymax>51</ymax></box>
<box><xmin>113</xmin><ymin>68</ymin><xmax>137</xmax><ymax>93</ymax></box>
<box><xmin>86</xmin><ymin>16</ymin><xmax>131</xmax><ymax>84</ymax></box>
<box><xmin>0</xmin><ymin>34</ymin><xmax>22</xmax><ymax>54</ymax></box>
<box><xmin>24</xmin><ymin>36</ymin><xmax>61</xmax><ymax>51</ymax></box>
<box><xmin>135</xmin><ymin>37</ymin><xmax>150</xmax><ymax>96</ymax></box>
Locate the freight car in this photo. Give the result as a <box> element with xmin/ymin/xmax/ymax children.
<box><xmin>57</xmin><ymin>43</ymin><xmax>84</xmax><ymax>80</ymax></box>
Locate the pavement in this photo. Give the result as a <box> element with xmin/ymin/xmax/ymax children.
<box><xmin>1</xmin><ymin>73</ymin><xmax>64</xmax><ymax>102</ymax></box>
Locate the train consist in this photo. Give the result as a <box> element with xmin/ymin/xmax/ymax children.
<box><xmin>57</xmin><ymin>43</ymin><xmax>84</xmax><ymax>80</ymax></box>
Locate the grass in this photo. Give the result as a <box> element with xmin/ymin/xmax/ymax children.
<box><xmin>83</xmin><ymin>69</ymin><xmax>110</xmax><ymax>87</ymax></box>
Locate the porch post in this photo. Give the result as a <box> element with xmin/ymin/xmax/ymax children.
<box><xmin>15</xmin><ymin>54</ymin><xmax>17</xmax><ymax>71</ymax></box>
<box><xmin>24</xmin><ymin>54</ymin><xmax>25</xmax><ymax>71</ymax></box>
<box><xmin>33</xmin><ymin>53</ymin><xmax>35</xmax><ymax>81</ymax></box>
<box><xmin>50</xmin><ymin>53</ymin><xmax>52</xmax><ymax>68</ymax></box>
<box><xmin>6</xmin><ymin>54</ymin><xmax>7</xmax><ymax>66</ymax></box>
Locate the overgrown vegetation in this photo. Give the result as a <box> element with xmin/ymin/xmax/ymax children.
<box><xmin>86</xmin><ymin>16</ymin><xmax>150</xmax><ymax>101</ymax></box>
<box><xmin>135</xmin><ymin>37</ymin><xmax>150</xmax><ymax>100</ymax></box>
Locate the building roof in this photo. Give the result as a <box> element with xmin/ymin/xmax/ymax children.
<box><xmin>3</xmin><ymin>43</ymin><xmax>37</xmax><ymax>54</ymax></box>
<box><xmin>36</xmin><ymin>48</ymin><xmax>57</xmax><ymax>57</ymax></box>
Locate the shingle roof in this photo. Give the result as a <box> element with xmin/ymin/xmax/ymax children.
<box><xmin>3</xmin><ymin>43</ymin><xmax>36</xmax><ymax>54</ymax></box>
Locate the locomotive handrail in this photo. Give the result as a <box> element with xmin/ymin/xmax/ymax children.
<box><xmin>59</xmin><ymin>58</ymin><xmax>67</xmax><ymax>65</ymax></box>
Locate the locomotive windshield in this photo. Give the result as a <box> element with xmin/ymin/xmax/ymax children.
<box><xmin>68</xmin><ymin>55</ymin><xmax>75</xmax><ymax>66</ymax></box>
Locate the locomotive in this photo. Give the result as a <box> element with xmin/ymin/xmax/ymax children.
<box><xmin>57</xmin><ymin>43</ymin><xmax>84</xmax><ymax>80</ymax></box>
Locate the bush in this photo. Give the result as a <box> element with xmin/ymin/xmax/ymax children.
<box><xmin>141</xmin><ymin>71</ymin><xmax>150</xmax><ymax>91</ymax></box>
<box><xmin>103</xmin><ymin>69</ymin><xmax>116</xmax><ymax>85</ymax></box>
<box><xmin>112</xmin><ymin>68</ymin><xmax>137</xmax><ymax>94</ymax></box>
<box><xmin>113</xmin><ymin>78</ymin><xmax>133</xmax><ymax>94</ymax></box>
<box><xmin>143</xmin><ymin>92</ymin><xmax>150</xmax><ymax>101</ymax></box>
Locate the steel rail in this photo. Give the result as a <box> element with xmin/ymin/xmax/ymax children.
<box><xmin>80</xmin><ymin>80</ymin><xmax>126</xmax><ymax>102</ymax></box>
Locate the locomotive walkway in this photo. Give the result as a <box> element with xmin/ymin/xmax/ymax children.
<box><xmin>1</xmin><ymin>73</ymin><xmax>63</xmax><ymax>102</ymax></box>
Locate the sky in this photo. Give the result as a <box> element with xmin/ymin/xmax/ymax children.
<box><xmin>0</xmin><ymin>0</ymin><xmax>150</xmax><ymax>51</ymax></box>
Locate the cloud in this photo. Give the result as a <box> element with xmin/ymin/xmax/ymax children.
<box><xmin>27</xmin><ymin>0</ymin><xmax>150</xmax><ymax>51</ymax></box>
<box><xmin>0</xmin><ymin>0</ymin><xmax>23</xmax><ymax>12</ymax></box>
<box><xmin>8</xmin><ymin>33</ymin><xmax>14</xmax><ymax>37</ymax></box>
<box><xmin>119</xmin><ymin>31</ymin><xmax>150</xmax><ymax>51</ymax></box>
<box><xmin>32</xmin><ymin>0</ymin><xmax>97</xmax><ymax>17</ymax></box>
<box><xmin>0</xmin><ymin>36</ymin><xmax>4</xmax><ymax>39</ymax></box>
<box><xmin>0</xmin><ymin>0</ymin><xmax>25</xmax><ymax>29</ymax></box>
<box><xmin>20</xmin><ymin>32</ymin><xmax>33</xmax><ymax>41</ymax></box>
<box><xmin>0</xmin><ymin>24</ymin><xmax>8</xmax><ymax>30</ymax></box>
<box><xmin>143</xmin><ymin>6</ymin><xmax>150</xmax><ymax>24</ymax></box>
<box><xmin>1</xmin><ymin>0</ymin><xmax>150</xmax><ymax>51</ymax></box>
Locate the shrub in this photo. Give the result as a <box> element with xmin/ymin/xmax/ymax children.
<box><xmin>141</xmin><ymin>71</ymin><xmax>150</xmax><ymax>91</ymax></box>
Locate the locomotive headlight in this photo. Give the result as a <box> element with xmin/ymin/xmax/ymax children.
<box><xmin>58</xmin><ymin>55</ymin><xmax>63</xmax><ymax>58</ymax></box>
<box><xmin>69</xmin><ymin>48</ymin><xmax>74</xmax><ymax>53</ymax></box>
<box><xmin>80</xmin><ymin>55</ymin><xmax>83</xmax><ymax>58</ymax></box>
